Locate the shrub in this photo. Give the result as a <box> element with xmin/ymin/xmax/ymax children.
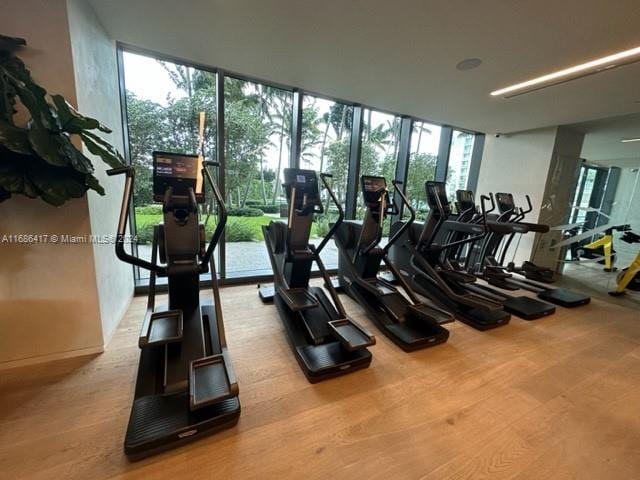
<box><xmin>136</xmin><ymin>223</ymin><xmax>155</xmax><ymax>244</ymax></box>
<box><xmin>314</xmin><ymin>218</ymin><xmax>331</xmax><ymax>238</ymax></box>
<box><xmin>227</xmin><ymin>207</ymin><xmax>264</xmax><ymax>217</ymax></box>
<box><xmin>225</xmin><ymin>218</ymin><xmax>257</xmax><ymax>242</ymax></box>
<box><xmin>259</xmin><ymin>205</ymin><xmax>280</xmax><ymax>214</ymax></box>
<box><xmin>135</xmin><ymin>204</ymin><xmax>162</xmax><ymax>215</ymax></box>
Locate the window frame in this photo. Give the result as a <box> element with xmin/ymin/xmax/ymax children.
<box><xmin>115</xmin><ymin>42</ymin><xmax>484</xmax><ymax>288</ymax></box>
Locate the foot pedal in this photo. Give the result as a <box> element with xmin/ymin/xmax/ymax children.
<box><xmin>328</xmin><ymin>318</ymin><xmax>375</xmax><ymax>351</ymax></box>
<box><xmin>189</xmin><ymin>355</ymin><xmax>238</xmax><ymax>411</ymax></box>
<box><xmin>139</xmin><ymin>310</ymin><xmax>183</xmax><ymax>348</ymax></box>
<box><xmin>258</xmin><ymin>284</ymin><xmax>275</xmax><ymax>303</ymax></box>
<box><xmin>407</xmin><ymin>303</ymin><xmax>454</xmax><ymax>325</ymax></box>
<box><xmin>281</xmin><ymin>288</ymin><xmax>319</xmax><ymax>311</ymax></box>
<box><xmin>379</xmin><ymin>270</ymin><xmax>398</xmax><ymax>284</ymax></box>
<box><xmin>326</xmin><ymin>276</ymin><xmax>343</xmax><ymax>292</ymax></box>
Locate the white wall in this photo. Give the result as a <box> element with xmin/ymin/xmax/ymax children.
<box><xmin>0</xmin><ymin>0</ymin><xmax>104</xmax><ymax>365</ymax></box>
<box><xmin>476</xmin><ymin>127</ymin><xmax>558</xmax><ymax>264</ymax></box>
<box><xmin>66</xmin><ymin>0</ymin><xmax>134</xmax><ymax>344</ymax></box>
<box><xmin>0</xmin><ymin>0</ymin><xmax>132</xmax><ymax>367</ymax></box>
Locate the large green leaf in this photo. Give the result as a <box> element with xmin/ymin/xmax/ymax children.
<box><xmin>0</xmin><ymin>74</ymin><xmax>18</xmax><ymax>121</ymax></box>
<box><xmin>85</xmin><ymin>174</ymin><xmax>105</xmax><ymax>195</ymax></box>
<box><xmin>0</xmin><ymin>57</ymin><xmax>56</xmax><ymax>129</ymax></box>
<box><xmin>0</xmin><ymin>35</ymin><xmax>26</xmax><ymax>52</ymax></box>
<box><xmin>27</xmin><ymin>128</ymin><xmax>67</xmax><ymax>167</ymax></box>
<box><xmin>51</xmin><ymin>95</ymin><xmax>111</xmax><ymax>134</ymax></box>
<box><xmin>0</xmin><ymin>120</ymin><xmax>32</xmax><ymax>154</ymax></box>
<box><xmin>27</xmin><ymin>159</ymin><xmax>88</xmax><ymax>206</ymax></box>
<box><xmin>0</xmin><ymin>150</ymin><xmax>39</xmax><ymax>198</ymax></box>
<box><xmin>58</xmin><ymin>134</ymin><xmax>94</xmax><ymax>174</ymax></box>
<box><xmin>80</xmin><ymin>131</ymin><xmax>124</xmax><ymax>168</ymax></box>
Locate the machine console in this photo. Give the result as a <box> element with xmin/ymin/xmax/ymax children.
<box><xmin>456</xmin><ymin>190</ymin><xmax>476</xmax><ymax>212</ymax></box>
<box><xmin>495</xmin><ymin>193</ymin><xmax>515</xmax><ymax>214</ymax></box>
<box><xmin>360</xmin><ymin>176</ymin><xmax>390</xmax><ymax>210</ymax></box>
<box><xmin>425</xmin><ymin>181</ymin><xmax>450</xmax><ymax>212</ymax></box>
<box><xmin>153</xmin><ymin>151</ymin><xmax>204</xmax><ymax>203</ymax></box>
<box><xmin>283</xmin><ymin>168</ymin><xmax>322</xmax><ymax>211</ymax></box>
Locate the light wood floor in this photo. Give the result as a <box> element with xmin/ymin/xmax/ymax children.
<box><xmin>1</xmin><ymin>283</ymin><xmax>639</xmax><ymax>480</ymax></box>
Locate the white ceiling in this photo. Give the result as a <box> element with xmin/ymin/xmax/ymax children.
<box><xmin>572</xmin><ymin>113</ymin><xmax>640</xmax><ymax>167</ymax></box>
<box><xmin>88</xmin><ymin>0</ymin><xmax>640</xmax><ymax>134</ymax></box>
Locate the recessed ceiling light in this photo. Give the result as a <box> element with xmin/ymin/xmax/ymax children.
<box><xmin>491</xmin><ymin>45</ymin><xmax>640</xmax><ymax>98</ymax></box>
<box><xmin>456</xmin><ymin>58</ymin><xmax>482</xmax><ymax>71</ymax></box>
<box><xmin>621</xmin><ymin>138</ymin><xmax>640</xmax><ymax>143</ymax></box>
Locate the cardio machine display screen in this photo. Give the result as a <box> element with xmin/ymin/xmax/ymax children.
<box><xmin>153</xmin><ymin>152</ymin><xmax>204</xmax><ymax>202</ymax></box>
<box><xmin>425</xmin><ymin>181</ymin><xmax>449</xmax><ymax>209</ymax></box>
<box><xmin>362</xmin><ymin>176</ymin><xmax>386</xmax><ymax>192</ymax></box>
<box><xmin>456</xmin><ymin>190</ymin><xmax>475</xmax><ymax>210</ymax></box>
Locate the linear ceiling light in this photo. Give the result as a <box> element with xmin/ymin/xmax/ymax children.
<box><xmin>491</xmin><ymin>46</ymin><xmax>640</xmax><ymax>98</ymax></box>
<box><xmin>621</xmin><ymin>137</ymin><xmax>640</xmax><ymax>143</ymax></box>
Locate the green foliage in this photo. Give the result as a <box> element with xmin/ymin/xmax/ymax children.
<box><xmin>0</xmin><ymin>34</ymin><xmax>124</xmax><ymax>206</ymax></box>
<box><xmin>314</xmin><ymin>217</ymin><xmax>331</xmax><ymax>238</ymax></box>
<box><xmin>405</xmin><ymin>152</ymin><xmax>437</xmax><ymax>218</ymax></box>
<box><xmin>224</xmin><ymin>218</ymin><xmax>257</xmax><ymax>242</ymax></box>
<box><xmin>226</xmin><ymin>207</ymin><xmax>264</xmax><ymax>217</ymax></box>
<box><xmin>135</xmin><ymin>204</ymin><xmax>162</xmax><ymax>215</ymax></box>
<box><xmin>258</xmin><ymin>204</ymin><xmax>279</xmax><ymax>214</ymax></box>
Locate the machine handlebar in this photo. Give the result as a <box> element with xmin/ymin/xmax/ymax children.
<box><xmin>199</xmin><ymin>163</ymin><xmax>227</xmax><ymax>270</ymax></box>
<box><xmin>382</xmin><ymin>180</ymin><xmax>414</xmax><ymax>254</ymax></box>
<box><xmin>315</xmin><ymin>173</ymin><xmax>344</xmax><ymax>254</ymax></box>
<box><xmin>110</xmin><ymin>166</ymin><xmax>166</xmax><ymax>274</ymax></box>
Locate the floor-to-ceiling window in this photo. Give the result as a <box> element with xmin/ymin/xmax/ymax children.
<box><xmin>357</xmin><ymin>109</ymin><xmax>401</xmax><ymax>220</ymax></box>
<box><xmin>300</xmin><ymin>95</ymin><xmax>353</xmax><ymax>268</ymax></box>
<box><xmin>223</xmin><ymin>77</ymin><xmax>292</xmax><ymax>277</ymax></box>
<box><xmin>121</xmin><ymin>51</ymin><xmax>217</xmax><ymax>279</ymax></box>
<box><xmin>404</xmin><ymin>121</ymin><xmax>442</xmax><ymax>219</ymax></box>
<box><xmin>445</xmin><ymin>130</ymin><xmax>475</xmax><ymax>202</ymax></box>
<box><xmin>118</xmin><ymin>47</ymin><xmax>483</xmax><ymax>284</ymax></box>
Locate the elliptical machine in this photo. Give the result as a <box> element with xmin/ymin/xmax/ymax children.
<box><xmin>109</xmin><ymin>152</ymin><xmax>240</xmax><ymax>459</ymax></box>
<box><xmin>389</xmin><ymin>181</ymin><xmax>512</xmax><ymax>330</ymax></box>
<box><xmin>334</xmin><ymin>176</ymin><xmax>452</xmax><ymax>351</ymax></box>
<box><xmin>260</xmin><ymin>168</ymin><xmax>375</xmax><ymax>383</ymax></box>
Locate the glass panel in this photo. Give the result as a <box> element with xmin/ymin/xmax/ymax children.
<box><xmin>357</xmin><ymin>109</ymin><xmax>402</xmax><ymax>232</ymax></box>
<box><xmin>121</xmin><ymin>51</ymin><xmax>217</xmax><ymax>279</ymax></box>
<box><xmin>299</xmin><ymin>95</ymin><xmax>353</xmax><ymax>269</ymax></box>
<box><xmin>223</xmin><ymin>77</ymin><xmax>292</xmax><ymax>278</ymax></box>
<box><xmin>445</xmin><ymin>130</ymin><xmax>475</xmax><ymax>202</ymax></box>
<box><xmin>404</xmin><ymin>121</ymin><xmax>442</xmax><ymax>219</ymax></box>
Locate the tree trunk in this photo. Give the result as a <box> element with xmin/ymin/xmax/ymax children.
<box><xmin>319</xmin><ymin>120</ymin><xmax>330</xmax><ymax>174</ymax></box>
<box><xmin>241</xmin><ymin>177</ymin><xmax>252</xmax><ymax>207</ymax></box>
<box><xmin>337</xmin><ymin>105</ymin><xmax>347</xmax><ymax>141</ymax></box>
<box><xmin>271</xmin><ymin>120</ymin><xmax>286</xmax><ymax>205</ymax></box>
<box><xmin>258</xmin><ymin>86</ymin><xmax>268</xmax><ymax>205</ymax></box>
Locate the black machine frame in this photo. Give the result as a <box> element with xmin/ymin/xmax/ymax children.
<box><xmin>108</xmin><ymin>154</ymin><xmax>240</xmax><ymax>460</ymax></box>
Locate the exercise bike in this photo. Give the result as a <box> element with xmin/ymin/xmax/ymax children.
<box><xmin>609</xmin><ymin>230</ymin><xmax>640</xmax><ymax>296</ymax></box>
<box><xmin>334</xmin><ymin>176</ymin><xmax>452</xmax><ymax>351</ymax></box>
<box><xmin>259</xmin><ymin>168</ymin><xmax>375</xmax><ymax>383</ymax></box>
<box><xmin>109</xmin><ymin>152</ymin><xmax>240</xmax><ymax>459</ymax></box>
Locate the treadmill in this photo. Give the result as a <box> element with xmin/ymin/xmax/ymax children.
<box><xmin>259</xmin><ymin>168</ymin><xmax>375</xmax><ymax>382</ymax></box>
<box><xmin>334</xmin><ymin>175</ymin><xmax>452</xmax><ymax>351</ymax></box>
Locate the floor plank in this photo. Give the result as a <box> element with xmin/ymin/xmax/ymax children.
<box><xmin>0</xmin><ymin>284</ymin><xmax>639</xmax><ymax>480</ymax></box>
